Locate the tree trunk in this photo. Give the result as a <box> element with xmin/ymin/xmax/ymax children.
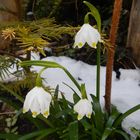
<box><xmin>0</xmin><ymin>0</ymin><xmax>21</xmax><ymax>21</ymax></box>
<box><xmin>0</xmin><ymin>0</ymin><xmax>21</xmax><ymax>49</ymax></box>
<box><xmin>126</xmin><ymin>0</ymin><xmax>140</xmax><ymax>67</ymax></box>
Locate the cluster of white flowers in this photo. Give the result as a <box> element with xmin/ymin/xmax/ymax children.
<box><xmin>23</xmin><ymin>86</ymin><xmax>93</xmax><ymax>120</ymax></box>
<box><xmin>23</xmin><ymin>23</ymin><xmax>100</xmax><ymax>120</ymax></box>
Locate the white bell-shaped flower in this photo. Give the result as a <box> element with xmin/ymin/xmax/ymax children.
<box><xmin>74</xmin><ymin>23</ymin><xmax>101</xmax><ymax>48</ymax></box>
<box><xmin>23</xmin><ymin>86</ymin><xmax>52</xmax><ymax>118</ymax></box>
<box><xmin>74</xmin><ymin>99</ymin><xmax>92</xmax><ymax>120</ymax></box>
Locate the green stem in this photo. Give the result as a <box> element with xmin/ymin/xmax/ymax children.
<box><xmin>96</xmin><ymin>43</ymin><xmax>100</xmax><ymax>101</ymax></box>
<box><xmin>84</xmin><ymin>12</ymin><xmax>90</xmax><ymax>23</ymax></box>
<box><xmin>83</xmin><ymin>1</ymin><xmax>101</xmax><ymax>101</ymax></box>
<box><xmin>20</xmin><ymin>60</ymin><xmax>81</xmax><ymax>92</ymax></box>
<box><xmin>36</xmin><ymin>67</ymin><xmax>46</xmax><ymax>87</ymax></box>
<box><xmin>62</xmin><ymin>67</ymin><xmax>81</xmax><ymax>91</ymax></box>
<box><xmin>81</xmin><ymin>84</ymin><xmax>87</xmax><ymax>99</ymax></box>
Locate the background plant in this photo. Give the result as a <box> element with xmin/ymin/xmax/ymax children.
<box><xmin>0</xmin><ymin>0</ymin><xmax>139</xmax><ymax>140</ymax></box>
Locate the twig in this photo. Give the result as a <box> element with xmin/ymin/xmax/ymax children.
<box><xmin>0</xmin><ymin>50</ymin><xmax>24</xmax><ymax>60</ymax></box>
<box><xmin>0</xmin><ymin>112</ymin><xmax>16</xmax><ymax>115</ymax></box>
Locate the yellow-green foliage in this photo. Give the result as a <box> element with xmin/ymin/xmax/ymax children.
<box><xmin>0</xmin><ymin>18</ymin><xmax>79</xmax><ymax>87</ymax></box>
<box><xmin>4</xmin><ymin>72</ymin><xmax>37</xmax><ymax>94</ymax></box>
<box><xmin>1</xmin><ymin>18</ymin><xmax>79</xmax><ymax>55</ymax></box>
<box><xmin>0</xmin><ymin>55</ymin><xmax>16</xmax><ymax>80</ymax></box>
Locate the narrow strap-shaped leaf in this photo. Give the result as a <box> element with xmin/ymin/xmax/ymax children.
<box><xmin>105</xmin><ymin>111</ymin><xmax>121</xmax><ymax>128</ymax></box>
<box><xmin>38</xmin><ymin>116</ymin><xmax>55</xmax><ymax>128</ymax></box>
<box><xmin>80</xmin><ymin>84</ymin><xmax>87</xmax><ymax>99</ymax></box>
<box><xmin>114</xmin><ymin>130</ymin><xmax>130</xmax><ymax>140</ymax></box>
<box><xmin>61</xmin><ymin>93</ymin><xmax>69</xmax><ymax>108</ymax></box>
<box><xmin>54</xmin><ymin>85</ymin><xmax>59</xmax><ymax>99</ymax></box>
<box><xmin>101</xmin><ymin>128</ymin><xmax>114</xmax><ymax>140</ymax></box>
<box><xmin>20</xmin><ymin>60</ymin><xmax>81</xmax><ymax>91</ymax></box>
<box><xmin>55</xmin><ymin>108</ymin><xmax>72</xmax><ymax>119</ymax></box>
<box><xmin>24</xmin><ymin>115</ymin><xmax>47</xmax><ymax>130</ymax></box>
<box><xmin>0</xmin><ymin>133</ymin><xmax>21</xmax><ymax>140</ymax></box>
<box><xmin>69</xmin><ymin>121</ymin><xmax>78</xmax><ymax>140</ymax></box>
<box><xmin>36</xmin><ymin>128</ymin><xmax>57</xmax><ymax>140</ymax></box>
<box><xmin>113</xmin><ymin>104</ymin><xmax>140</xmax><ymax>128</ymax></box>
<box><xmin>90</xmin><ymin>94</ymin><xmax>104</xmax><ymax>132</ymax></box>
<box><xmin>81</xmin><ymin>119</ymin><xmax>92</xmax><ymax>131</ymax></box>
<box><xmin>73</xmin><ymin>93</ymin><xmax>81</xmax><ymax>104</ymax></box>
<box><xmin>91</xmin><ymin>126</ymin><xmax>97</xmax><ymax>140</ymax></box>
<box><xmin>18</xmin><ymin>129</ymin><xmax>56</xmax><ymax>140</ymax></box>
<box><xmin>63</xmin><ymin>82</ymin><xmax>80</xmax><ymax>101</ymax></box>
<box><xmin>62</xmin><ymin>67</ymin><xmax>81</xmax><ymax>91</ymax></box>
<box><xmin>83</xmin><ymin>1</ymin><xmax>101</xmax><ymax>32</ymax></box>
<box><xmin>20</xmin><ymin>60</ymin><xmax>60</xmax><ymax>68</ymax></box>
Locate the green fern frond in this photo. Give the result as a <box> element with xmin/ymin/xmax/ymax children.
<box><xmin>0</xmin><ymin>55</ymin><xmax>17</xmax><ymax>81</ymax></box>
<box><xmin>0</xmin><ymin>18</ymin><xmax>79</xmax><ymax>56</ymax></box>
<box><xmin>5</xmin><ymin>72</ymin><xmax>37</xmax><ymax>94</ymax></box>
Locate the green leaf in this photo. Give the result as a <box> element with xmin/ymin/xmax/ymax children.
<box><xmin>83</xmin><ymin>1</ymin><xmax>101</xmax><ymax>31</ymax></box>
<box><xmin>63</xmin><ymin>82</ymin><xmax>80</xmax><ymax>102</ymax></box>
<box><xmin>81</xmin><ymin>119</ymin><xmax>92</xmax><ymax>131</ymax></box>
<box><xmin>55</xmin><ymin>108</ymin><xmax>72</xmax><ymax>118</ymax></box>
<box><xmin>0</xmin><ymin>133</ymin><xmax>20</xmax><ymax>140</ymax></box>
<box><xmin>105</xmin><ymin>111</ymin><xmax>121</xmax><ymax>128</ymax></box>
<box><xmin>80</xmin><ymin>84</ymin><xmax>87</xmax><ymax>99</ymax></box>
<box><xmin>113</xmin><ymin>104</ymin><xmax>140</xmax><ymax>128</ymax></box>
<box><xmin>131</xmin><ymin>127</ymin><xmax>140</xmax><ymax>138</ymax></box>
<box><xmin>62</xmin><ymin>67</ymin><xmax>81</xmax><ymax>91</ymax></box>
<box><xmin>18</xmin><ymin>129</ymin><xmax>56</xmax><ymax>140</ymax></box>
<box><xmin>73</xmin><ymin>92</ymin><xmax>80</xmax><ymax>104</ymax></box>
<box><xmin>114</xmin><ymin>130</ymin><xmax>130</xmax><ymax>140</ymax></box>
<box><xmin>19</xmin><ymin>60</ymin><xmax>60</xmax><ymax>68</ymax></box>
<box><xmin>91</xmin><ymin>126</ymin><xmax>97</xmax><ymax>140</ymax></box>
<box><xmin>61</xmin><ymin>93</ymin><xmax>69</xmax><ymax>108</ymax></box>
<box><xmin>38</xmin><ymin>115</ymin><xmax>55</xmax><ymax>128</ymax></box>
<box><xmin>90</xmin><ymin>94</ymin><xmax>104</xmax><ymax>132</ymax></box>
<box><xmin>69</xmin><ymin>121</ymin><xmax>78</xmax><ymax>140</ymax></box>
<box><xmin>101</xmin><ymin>128</ymin><xmax>114</xmax><ymax>140</ymax></box>
<box><xmin>54</xmin><ymin>85</ymin><xmax>59</xmax><ymax>99</ymax></box>
<box><xmin>20</xmin><ymin>60</ymin><xmax>81</xmax><ymax>91</ymax></box>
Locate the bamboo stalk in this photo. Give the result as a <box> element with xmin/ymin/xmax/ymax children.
<box><xmin>105</xmin><ymin>0</ymin><xmax>122</xmax><ymax>113</ymax></box>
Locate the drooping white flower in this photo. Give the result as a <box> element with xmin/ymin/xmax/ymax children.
<box><xmin>74</xmin><ymin>99</ymin><xmax>92</xmax><ymax>120</ymax></box>
<box><xmin>74</xmin><ymin>23</ymin><xmax>101</xmax><ymax>48</ymax></box>
<box><xmin>23</xmin><ymin>86</ymin><xmax>52</xmax><ymax>118</ymax></box>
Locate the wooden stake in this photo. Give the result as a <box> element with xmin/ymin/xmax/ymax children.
<box><xmin>105</xmin><ymin>0</ymin><xmax>122</xmax><ymax>113</ymax></box>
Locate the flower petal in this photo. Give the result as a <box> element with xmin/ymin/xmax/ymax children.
<box><xmin>37</xmin><ymin>93</ymin><xmax>51</xmax><ymax>118</ymax></box>
<box><xmin>23</xmin><ymin>92</ymin><xmax>35</xmax><ymax>113</ymax></box>
<box><xmin>30</xmin><ymin>98</ymin><xmax>40</xmax><ymax>118</ymax></box>
<box><xmin>74</xmin><ymin>23</ymin><xmax>101</xmax><ymax>49</ymax></box>
<box><xmin>74</xmin><ymin>33</ymin><xmax>86</xmax><ymax>48</ymax></box>
<box><xmin>77</xmin><ymin>114</ymin><xmax>84</xmax><ymax>120</ymax></box>
<box><xmin>74</xmin><ymin>99</ymin><xmax>92</xmax><ymax>120</ymax></box>
<box><xmin>86</xmin><ymin>28</ymin><xmax>101</xmax><ymax>48</ymax></box>
<box><xmin>23</xmin><ymin>86</ymin><xmax>52</xmax><ymax>118</ymax></box>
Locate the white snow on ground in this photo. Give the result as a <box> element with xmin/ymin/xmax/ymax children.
<box><xmin>31</xmin><ymin>54</ymin><xmax>140</xmax><ymax>139</ymax></box>
<box><xmin>1</xmin><ymin>53</ymin><xmax>140</xmax><ymax>139</ymax></box>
